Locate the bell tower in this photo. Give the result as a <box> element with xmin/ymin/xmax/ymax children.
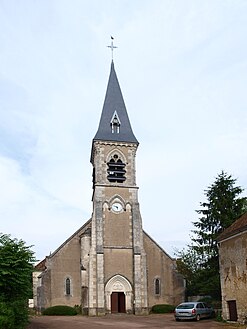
<box><xmin>88</xmin><ymin>61</ymin><xmax>148</xmax><ymax>315</ymax></box>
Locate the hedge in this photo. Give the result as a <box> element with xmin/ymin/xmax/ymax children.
<box><xmin>151</xmin><ymin>304</ymin><xmax>175</xmax><ymax>313</ymax></box>
<box><xmin>42</xmin><ymin>305</ymin><xmax>77</xmax><ymax>316</ymax></box>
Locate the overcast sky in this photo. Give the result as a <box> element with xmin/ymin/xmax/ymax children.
<box><xmin>1</xmin><ymin>0</ymin><xmax>247</xmax><ymax>261</ymax></box>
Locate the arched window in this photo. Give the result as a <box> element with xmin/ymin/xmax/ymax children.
<box><xmin>107</xmin><ymin>154</ymin><xmax>126</xmax><ymax>183</ymax></box>
<box><xmin>65</xmin><ymin>277</ymin><xmax>71</xmax><ymax>295</ymax></box>
<box><xmin>154</xmin><ymin>278</ymin><xmax>160</xmax><ymax>295</ymax></box>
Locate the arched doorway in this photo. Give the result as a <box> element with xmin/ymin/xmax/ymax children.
<box><xmin>105</xmin><ymin>275</ymin><xmax>133</xmax><ymax>314</ymax></box>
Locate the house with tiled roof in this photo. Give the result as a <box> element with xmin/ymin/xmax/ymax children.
<box><xmin>217</xmin><ymin>212</ymin><xmax>247</xmax><ymax>323</ymax></box>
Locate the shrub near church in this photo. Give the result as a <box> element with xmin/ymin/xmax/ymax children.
<box><xmin>42</xmin><ymin>305</ymin><xmax>78</xmax><ymax>316</ymax></box>
<box><xmin>0</xmin><ymin>234</ymin><xmax>35</xmax><ymax>329</ymax></box>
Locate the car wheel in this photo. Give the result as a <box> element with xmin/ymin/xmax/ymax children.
<box><xmin>175</xmin><ymin>318</ymin><xmax>180</xmax><ymax>321</ymax></box>
<box><xmin>196</xmin><ymin>314</ymin><xmax>200</xmax><ymax>321</ymax></box>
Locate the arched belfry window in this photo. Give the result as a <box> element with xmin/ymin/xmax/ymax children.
<box><xmin>110</xmin><ymin>111</ymin><xmax>121</xmax><ymax>134</ymax></box>
<box><xmin>65</xmin><ymin>277</ymin><xmax>71</xmax><ymax>295</ymax></box>
<box><xmin>107</xmin><ymin>154</ymin><xmax>126</xmax><ymax>183</ymax></box>
<box><xmin>154</xmin><ymin>278</ymin><xmax>161</xmax><ymax>295</ymax></box>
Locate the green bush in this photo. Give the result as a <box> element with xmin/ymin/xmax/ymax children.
<box><xmin>151</xmin><ymin>304</ymin><xmax>175</xmax><ymax>314</ymax></box>
<box><xmin>0</xmin><ymin>234</ymin><xmax>35</xmax><ymax>329</ymax></box>
<box><xmin>215</xmin><ymin>313</ymin><xmax>224</xmax><ymax>322</ymax></box>
<box><xmin>0</xmin><ymin>300</ymin><xmax>15</xmax><ymax>329</ymax></box>
<box><xmin>12</xmin><ymin>299</ymin><xmax>30</xmax><ymax>328</ymax></box>
<box><xmin>42</xmin><ymin>305</ymin><xmax>78</xmax><ymax>316</ymax></box>
<box><xmin>73</xmin><ymin>304</ymin><xmax>82</xmax><ymax>314</ymax></box>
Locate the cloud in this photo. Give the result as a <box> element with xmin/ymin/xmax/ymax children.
<box><xmin>0</xmin><ymin>155</ymin><xmax>87</xmax><ymax>260</ymax></box>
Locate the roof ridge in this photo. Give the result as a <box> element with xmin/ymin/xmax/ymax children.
<box><xmin>217</xmin><ymin>212</ymin><xmax>247</xmax><ymax>241</ymax></box>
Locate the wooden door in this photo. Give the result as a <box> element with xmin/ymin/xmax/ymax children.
<box><xmin>227</xmin><ymin>300</ymin><xmax>237</xmax><ymax>321</ymax></box>
<box><xmin>111</xmin><ymin>292</ymin><xmax>119</xmax><ymax>313</ymax></box>
<box><xmin>118</xmin><ymin>292</ymin><xmax>126</xmax><ymax>313</ymax></box>
<box><xmin>111</xmin><ymin>292</ymin><xmax>126</xmax><ymax>313</ymax></box>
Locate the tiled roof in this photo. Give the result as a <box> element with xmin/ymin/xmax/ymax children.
<box><xmin>34</xmin><ymin>258</ymin><xmax>46</xmax><ymax>271</ymax></box>
<box><xmin>93</xmin><ymin>61</ymin><xmax>138</xmax><ymax>144</ymax></box>
<box><xmin>217</xmin><ymin>212</ymin><xmax>247</xmax><ymax>241</ymax></box>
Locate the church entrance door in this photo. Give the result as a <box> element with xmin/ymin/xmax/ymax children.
<box><xmin>105</xmin><ymin>274</ymin><xmax>132</xmax><ymax>313</ymax></box>
<box><xmin>111</xmin><ymin>292</ymin><xmax>126</xmax><ymax>313</ymax></box>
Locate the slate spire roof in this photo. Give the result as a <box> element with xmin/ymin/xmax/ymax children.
<box><xmin>93</xmin><ymin>61</ymin><xmax>138</xmax><ymax>144</ymax></box>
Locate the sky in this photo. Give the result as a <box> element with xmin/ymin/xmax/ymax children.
<box><xmin>1</xmin><ymin>0</ymin><xmax>247</xmax><ymax>261</ymax></box>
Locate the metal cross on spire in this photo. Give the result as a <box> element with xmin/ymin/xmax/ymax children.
<box><xmin>107</xmin><ymin>36</ymin><xmax>117</xmax><ymax>60</ymax></box>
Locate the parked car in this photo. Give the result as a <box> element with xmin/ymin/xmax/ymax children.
<box><xmin>174</xmin><ymin>302</ymin><xmax>214</xmax><ymax>321</ymax></box>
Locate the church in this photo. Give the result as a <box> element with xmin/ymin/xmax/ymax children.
<box><xmin>33</xmin><ymin>59</ymin><xmax>185</xmax><ymax>315</ymax></box>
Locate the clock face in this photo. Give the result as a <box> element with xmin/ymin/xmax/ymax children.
<box><xmin>111</xmin><ymin>202</ymin><xmax>123</xmax><ymax>213</ymax></box>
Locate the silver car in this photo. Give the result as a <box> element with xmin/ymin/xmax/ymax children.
<box><xmin>174</xmin><ymin>302</ymin><xmax>214</xmax><ymax>321</ymax></box>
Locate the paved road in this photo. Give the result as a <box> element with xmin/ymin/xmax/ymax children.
<box><xmin>27</xmin><ymin>314</ymin><xmax>241</xmax><ymax>329</ymax></box>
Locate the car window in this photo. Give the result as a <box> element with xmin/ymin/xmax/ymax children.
<box><xmin>196</xmin><ymin>303</ymin><xmax>204</xmax><ymax>308</ymax></box>
<box><xmin>177</xmin><ymin>304</ymin><xmax>194</xmax><ymax>309</ymax></box>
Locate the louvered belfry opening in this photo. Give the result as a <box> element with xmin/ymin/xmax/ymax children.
<box><xmin>107</xmin><ymin>154</ymin><xmax>126</xmax><ymax>183</ymax></box>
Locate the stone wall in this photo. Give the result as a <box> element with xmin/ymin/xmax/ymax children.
<box><xmin>144</xmin><ymin>232</ymin><xmax>185</xmax><ymax>308</ymax></box>
<box><xmin>219</xmin><ymin>231</ymin><xmax>247</xmax><ymax>323</ymax></box>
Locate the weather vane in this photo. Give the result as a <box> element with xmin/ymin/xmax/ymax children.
<box><xmin>107</xmin><ymin>36</ymin><xmax>117</xmax><ymax>60</ymax></box>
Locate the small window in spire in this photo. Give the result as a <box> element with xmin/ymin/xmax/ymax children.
<box><xmin>110</xmin><ymin>111</ymin><xmax>121</xmax><ymax>134</ymax></box>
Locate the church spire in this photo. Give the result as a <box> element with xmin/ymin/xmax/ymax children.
<box><xmin>93</xmin><ymin>61</ymin><xmax>138</xmax><ymax>144</ymax></box>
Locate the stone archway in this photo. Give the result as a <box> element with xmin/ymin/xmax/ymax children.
<box><xmin>105</xmin><ymin>275</ymin><xmax>133</xmax><ymax>314</ymax></box>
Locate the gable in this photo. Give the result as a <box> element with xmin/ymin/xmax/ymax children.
<box><xmin>49</xmin><ymin>219</ymin><xmax>91</xmax><ymax>258</ymax></box>
<box><xmin>143</xmin><ymin>230</ymin><xmax>174</xmax><ymax>261</ymax></box>
<box><xmin>35</xmin><ymin>219</ymin><xmax>92</xmax><ymax>270</ymax></box>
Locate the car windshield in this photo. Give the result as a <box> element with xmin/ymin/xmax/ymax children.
<box><xmin>177</xmin><ymin>304</ymin><xmax>194</xmax><ymax>309</ymax></box>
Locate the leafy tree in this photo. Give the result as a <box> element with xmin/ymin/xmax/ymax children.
<box><xmin>0</xmin><ymin>234</ymin><xmax>35</xmax><ymax>329</ymax></box>
<box><xmin>176</xmin><ymin>248</ymin><xmax>199</xmax><ymax>297</ymax></box>
<box><xmin>177</xmin><ymin>171</ymin><xmax>247</xmax><ymax>299</ymax></box>
<box><xmin>192</xmin><ymin>171</ymin><xmax>247</xmax><ymax>260</ymax></box>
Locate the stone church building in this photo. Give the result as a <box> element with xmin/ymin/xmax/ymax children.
<box><xmin>33</xmin><ymin>61</ymin><xmax>185</xmax><ymax>315</ymax></box>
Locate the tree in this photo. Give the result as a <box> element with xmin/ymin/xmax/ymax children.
<box><xmin>192</xmin><ymin>171</ymin><xmax>247</xmax><ymax>260</ymax></box>
<box><xmin>0</xmin><ymin>234</ymin><xmax>35</xmax><ymax>329</ymax></box>
<box><xmin>177</xmin><ymin>171</ymin><xmax>247</xmax><ymax>299</ymax></box>
<box><xmin>176</xmin><ymin>248</ymin><xmax>200</xmax><ymax>297</ymax></box>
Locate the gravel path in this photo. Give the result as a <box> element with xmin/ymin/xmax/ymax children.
<box><xmin>27</xmin><ymin>314</ymin><xmax>242</xmax><ymax>329</ymax></box>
